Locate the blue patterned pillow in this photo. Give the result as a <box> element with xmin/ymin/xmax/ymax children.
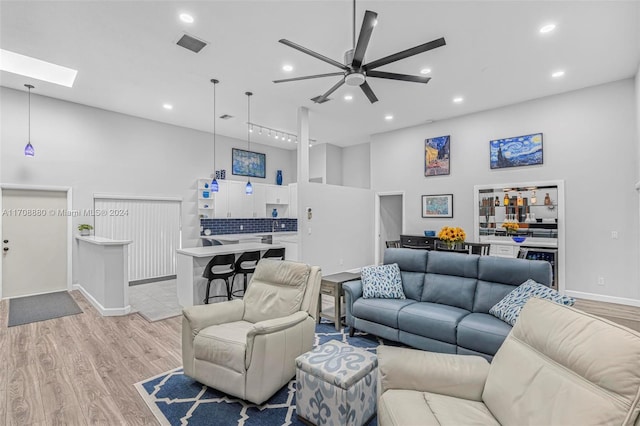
<box><xmin>489</xmin><ymin>279</ymin><xmax>575</xmax><ymax>326</ymax></box>
<box><xmin>361</xmin><ymin>263</ymin><xmax>405</xmax><ymax>299</ymax></box>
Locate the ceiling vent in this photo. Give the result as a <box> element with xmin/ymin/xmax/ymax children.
<box><xmin>176</xmin><ymin>33</ymin><xmax>207</xmax><ymax>53</ymax></box>
<box><xmin>219</xmin><ymin>114</ymin><xmax>233</xmax><ymax>120</ymax></box>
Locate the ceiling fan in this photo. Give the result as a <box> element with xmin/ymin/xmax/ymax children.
<box><xmin>273</xmin><ymin>1</ymin><xmax>446</xmax><ymax>104</ymax></box>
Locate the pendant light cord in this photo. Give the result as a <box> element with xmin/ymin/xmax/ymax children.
<box><xmin>27</xmin><ymin>85</ymin><xmax>32</xmax><ymax>142</ymax></box>
<box><xmin>211</xmin><ymin>79</ymin><xmax>218</xmax><ymax>172</ymax></box>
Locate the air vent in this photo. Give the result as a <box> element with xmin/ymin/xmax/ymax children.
<box><xmin>219</xmin><ymin>114</ymin><xmax>233</xmax><ymax>120</ymax></box>
<box><xmin>176</xmin><ymin>33</ymin><xmax>207</xmax><ymax>53</ymax></box>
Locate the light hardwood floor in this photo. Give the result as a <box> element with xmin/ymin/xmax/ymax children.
<box><xmin>1</xmin><ymin>291</ymin><xmax>639</xmax><ymax>425</ymax></box>
<box><xmin>0</xmin><ymin>291</ymin><xmax>182</xmax><ymax>425</ymax></box>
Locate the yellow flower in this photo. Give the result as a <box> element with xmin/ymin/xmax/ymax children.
<box><xmin>438</xmin><ymin>226</ymin><xmax>466</xmax><ymax>243</ymax></box>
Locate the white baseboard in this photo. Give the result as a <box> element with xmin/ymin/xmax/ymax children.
<box><xmin>72</xmin><ymin>284</ymin><xmax>132</xmax><ymax>316</ymax></box>
<box><xmin>565</xmin><ymin>290</ymin><xmax>640</xmax><ymax>308</ymax></box>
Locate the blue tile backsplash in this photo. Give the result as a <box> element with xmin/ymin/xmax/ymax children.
<box><xmin>200</xmin><ymin>218</ymin><xmax>298</xmax><ymax>235</ymax></box>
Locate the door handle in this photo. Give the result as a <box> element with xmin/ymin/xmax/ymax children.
<box><xmin>3</xmin><ymin>247</ymin><xmax>8</xmax><ymax>252</ymax></box>
<box><xmin>3</xmin><ymin>240</ymin><xmax>7</xmax><ymax>244</ymax></box>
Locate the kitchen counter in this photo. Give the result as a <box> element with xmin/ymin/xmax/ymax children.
<box><xmin>200</xmin><ymin>232</ymin><xmax>298</xmax><ymax>244</ymax></box>
<box><xmin>177</xmin><ymin>242</ymin><xmax>284</xmax><ymax>307</ymax></box>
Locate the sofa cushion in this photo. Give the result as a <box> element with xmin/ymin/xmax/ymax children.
<box><xmin>384</xmin><ymin>248</ymin><xmax>428</xmax><ymax>273</ymax></box>
<box><xmin>352</xmin><ymin>298</ymin><xmax>416</xmax><ymax>329</ymax></box>
<box><xmin>478</xmin><ymin>256</ymin><xmax>552</xmax><ymax>287</ymax></box>
<box><xmin>398</xmin><ymin>302</ymin><xmax>469</xmax><ymax>344</ymax></box>
<box><xmin>489</xmin><ymin>279</ymin><xmax>575</xmax><ymax>326</ymax></box>
<box><xmin>457</xmin><ymin>313</ymin><xmax>512</xmax><ymax>356</ymax></box>
<box><xmin>361</xmin><ymin>263</ymin><xmax>406</xmax><ymax>299</ymax></box>
<box><xmin>426</xmin><ymin>251</ymin><xmax>479</xmax><ymax>277</ymax></box>
<box><xmin>193</xmin><ymin>320</ymin><xmax>253</xmax><ymax>373</ymax></box>
<box><xmin>399</xmin><ymin>271</ymin><xmax>425</xmax><ymax>301</ymax></box>
<box><xmin>472</xmin><ymin>281</ymin><xmax>518</xmax><ymax>313</ymax></box>
<box><xmin>422</xmin><ymin>274</ymin><xmax>477</xmax><ymax>311</ymax></box>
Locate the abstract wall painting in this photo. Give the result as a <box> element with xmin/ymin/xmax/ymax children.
<box><xmin>490</xmin><ymin>133</ymin><xmax>543</xmax><ymax>169</ymax></box>
<box><xmin>232</xmin><ymin>148</ymin><xmax>266</xmax><ymax>178</ymax></box>
<box><xmin>422</xmin><ymin>194</ymin><xmax>453</xmax><ymax>218</ymax></box>
<box><xmin>425</xmin><ymin>135</ymin><xmax>450</xmax><ymax>176</ymax></box>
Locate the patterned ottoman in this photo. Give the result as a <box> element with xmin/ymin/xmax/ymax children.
<box><xmin>296</xmin><ymin>341</ymin><xmax>378</xmax><ymax>426</ymax></box>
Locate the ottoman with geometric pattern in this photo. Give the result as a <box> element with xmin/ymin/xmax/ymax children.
<box><xmin>295</xmin><ymin>340</ymin><xmax>378</xmax><ymax>426</ymax></box>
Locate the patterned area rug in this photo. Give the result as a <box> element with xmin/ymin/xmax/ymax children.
<box><xmin>135</xmin><ymin>322</ymin><xmax>397</xmax><ymax>425</ymax></box>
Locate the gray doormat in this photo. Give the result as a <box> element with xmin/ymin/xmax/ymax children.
<box><xmin>8</xmin><ymin>291</ymin><xmax>83</xmax><ymax>327</ymax></box>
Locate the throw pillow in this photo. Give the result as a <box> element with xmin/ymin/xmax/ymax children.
<box><xmin>489</xmin><ymin>279</ymin><xmax>575</xmax><ymax>326</ymax></box>
<box><xmin>361</xmin><ymin>263</ymin><xmax>406</xmax><ymax>299</ymax></box>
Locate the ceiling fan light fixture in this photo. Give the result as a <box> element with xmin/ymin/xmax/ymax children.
<box><xmin>345</xmin><ymin>72</ymin><xmax>365</xmax><ymax>86</ymax></box>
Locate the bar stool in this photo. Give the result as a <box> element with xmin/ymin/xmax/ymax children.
<box><xmin>231</xmin><ymin>251</ymin><xmax>260</xmax><ymax>298</ymax></box>
<box><xmin>202</xmin><ymin>253</ymin><xmax>236</xmax><ymax>304</ymax></box>
<box><xmin>262</xmin><ymin>247</ymin><xmax>286</xmax><ymax>260</ymax></box>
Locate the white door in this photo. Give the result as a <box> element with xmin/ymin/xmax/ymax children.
<box><xmin>379</xmin><ymin>194</ymin><xmax>403</xmax><ymax>262</ymax></box>
<box><xmin>2</xmin><ymin>189</ymin><xmax>68</xmax><ymax>298</ymax></box>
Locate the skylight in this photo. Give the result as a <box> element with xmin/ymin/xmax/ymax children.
<box><xmin>0</xmin><ymin>49</ymin><xmax>78</xmax><ymax>87</ymax></box>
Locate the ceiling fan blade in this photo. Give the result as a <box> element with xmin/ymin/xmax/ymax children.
<box><xmin>279</xmin><ymin>39</ymin><xmax>349</xmax><ymax>71</ymax></box>
<box><xmin>273</xmin><ymin>72</ymin><xmax>345</xmax><ymax>83</ymax></box>
<box><xmin>364</xmin><ymin>37</ymin><xmax>446</xmax><ymax>71</ymax></box>
<box><xmin>313</xmin><ymin>78</ymin><xmax>345</xmax><ymax>104</ymax></box>
<box><xmin>351</xmin><ymin>10</ymin><xmax>378</xmax><ymax>69</ymax></box>
<box><xmin>367</xmin><ymin>70</ymin><xmax>431</xmax><ymax>84</ymax></box>
<box><xmin>360</xmin><ymin>81</ymin><xmax>378</xmax><ymax>103</ymax></box>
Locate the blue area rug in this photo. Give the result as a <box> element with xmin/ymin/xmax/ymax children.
<box><xmin>135</xmin><ymin>322</ymin><xmax>397</xmax><ymax>425</ymax></box>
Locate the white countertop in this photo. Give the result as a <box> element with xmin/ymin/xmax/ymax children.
<box><xmin>480</xmin><ymin>236</ymin><xmax>558</xmax><ymax>248</ymax></box>
<box><xmin>76</xmin><ymin>235</ymin><xmax>133</xmax><ymax>246</ymax></box>
<box><xmin>178</xmin><ymin>242</ymin><xmax>284</xmax><ymax>258</ymax></box>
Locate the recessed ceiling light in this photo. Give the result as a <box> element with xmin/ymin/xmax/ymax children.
<box><xmin>344</xmin><ymin>94</ymin><xmax>353</xmax><ymax>101</ymax></box>
<box><xmin>282</xmin><ymin>64</ymin><xmax>293</xmax><ymax>72</ymax></box>
<box><xmin>420</xmin><ymin>68</ymin><xmax>432</xmax><ymax>75</ymax></box>
<box><xmin>0</xmin><ymin>49</ymin><xmax>78</xmax><ymax>87</ymax></box>
<box><xmin>384</xmin><ymin>114</ymin><xmax>393</xmax><ymax>121</ymax></box>
<box><xmin>179</xmin><ymin>13</ymin><xmax>194</xmax><ymax>23</ymax></box>
<box><xmin>163</xmin><ymin>103</ymin><xmax>173</xmax><ymax>110</ymax></box>
<box><xmin>539</xmin><ymin>23</ymin><xmax>556</xmax><ymax>34</ymax></box>
<box><xmin>552</xmin><ymin>70</ymin><xmax>565</xmax><ymax>78</ymax></box>
<box><xmin>453</xmin><ymin>97</ymin><xmax>464</xmax><ymax>103</ymax></box>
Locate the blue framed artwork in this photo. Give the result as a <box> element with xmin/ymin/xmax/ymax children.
<box><xmin>422</xmin><ymin>194</ymin><xmax>453</xmax><ymax>218</ymax></box>
<box><xmin>232</xmin><ymin>148</ymin><xmax>266</xmax><ymax>178</ymax></box>
<box><xmin>425</xmin><ymin>135</ymin><xmax>450</xmax><ymax>176</ymax></box>
<box><xmin>490</xmin><ymin>133</ymin><xmax>543</xmax><ymax>169</ymax></box>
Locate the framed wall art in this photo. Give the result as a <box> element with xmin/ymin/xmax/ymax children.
<box><xmin>490</xmin><ymin>133</ymin><xmax>543</xmax><ymax>169</ymax></box>
<box><xmin>232</xmin><ymin>148</ymin><xmax>266</xmax><ymax>178</ymax></box>
<box><xmin>422</xmin><ymin>194</ymin><xmax>453</xmax><ymax>218</ymax></box>
<box><xmin>425</xmin><ymin>135</ymin><xmax>450</xmax><ymax>176</ymax></box>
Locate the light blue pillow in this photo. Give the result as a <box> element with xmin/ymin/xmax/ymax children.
<box><xmin>361</xmin><ymin>263</ymin><xmax>406</xmax><ymax>299</ymax></box>
<box><xmin>489</xmin><ymin>279</ymin><xmax>575</xmax><ymax>326</ymax></box>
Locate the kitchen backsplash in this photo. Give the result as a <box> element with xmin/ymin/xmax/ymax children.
<box><xmin>200</xmin><ymin>218</ymin><xmax>298</xmax><ymax>235</ymax></box>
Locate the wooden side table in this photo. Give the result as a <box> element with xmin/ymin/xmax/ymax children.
<box><xmin>317</xmin><ymin>272</ymin><xmax>361</xmax><ymax>331</ymax></box>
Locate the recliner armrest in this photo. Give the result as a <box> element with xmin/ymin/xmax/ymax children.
<box><xmin>377</xmin><ymin>346</ymin><xmax>489</xmax><ymax>402</ymax></box>
<box><xmin>247</xmin><ymin>311</ymin><xmax>309</xmax><ymax>338</ymax></box>
<box><xmin>182</xmin><ymin>299</ymin><xmax>245</xmax><ymax>335</ymax></box>
<box><xmin>343</xmin><ymin>280</ymin><xmax>363</xmax><ymax>327</ymax></box>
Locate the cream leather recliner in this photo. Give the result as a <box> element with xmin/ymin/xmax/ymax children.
<box><xmin>182</xmin><ymin>259</ymin><xmax>321</xmax><ymax>405</ymax></box>
<box><xmin>377</xmin><ymin>297</ymin><xmax>640</xmax><ymax>425</ymax></box>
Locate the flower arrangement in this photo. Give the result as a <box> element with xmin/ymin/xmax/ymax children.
<box><xmin>501</xmin><ymin>221</ymin><xmax>519</xmax><ymax>235</ymax></box>
<box><xmin>438</xmin><ymin>226</ymin><xmax>466</xmax><ymax>244</ymax></box>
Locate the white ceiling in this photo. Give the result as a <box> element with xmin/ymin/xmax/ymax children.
<box><xmin>1</xmin><ymin>1</ymin><xmax>639</xmax><ymax>149</ymax></box>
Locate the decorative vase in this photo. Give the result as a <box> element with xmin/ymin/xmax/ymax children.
<box><xmin>276</xmin><ymin>170</ymin><xmax>283</xmax><ymax>186</ymax></box>
<box><xmin>272</xmin><ymin>208</ymin><xmax>278</xmax><ymax>218</ymax></box>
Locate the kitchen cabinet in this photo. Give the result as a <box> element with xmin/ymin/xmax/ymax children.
<box><xmin>266</xmin><ymin>185</ymin><xmax>289</xmax><ymax>205</ymax></box>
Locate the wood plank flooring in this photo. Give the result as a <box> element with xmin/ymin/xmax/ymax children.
<box><xmin>0</xmin><ymin>290</ymin><xmax>182</xmax><ymax>425</ymax></box>
<box><xmin>0</xmin><ymin>291</ymin><xmax>638</xmax><ymax>425</ymax></box>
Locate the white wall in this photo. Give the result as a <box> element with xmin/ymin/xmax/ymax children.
<box><xmin>342</xmin><ymin>142</ymin><xmax>371</xmax><ymax>189</ymax></box>
<box><xmin>0</xmin><ymin>87</ymin><xmax>296</xmax><ymax>280</ymax></box>
<box><xmin>325</xmin><ymin>144</ymin><xmax>343</xmax><ymax>186</ymax></box>
<box><xmin>371</xmin><ymin>79</ymin><xmax>639</xmax><ymax>303</ymax></box>
<box><xmin>308</xmin><ymin>144</ymin><xmax>325</xmax><ymax>183</ymax></box>
<box><xmin>297</xmin><ymin>182</ymin><xmax>374</xmax><ymax>275</ymax></box>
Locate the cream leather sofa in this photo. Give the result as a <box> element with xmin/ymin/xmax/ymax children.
<box><xmin>182</xmin><ymin>259</ymin><xmax>321</xmax><ymax>405</ymax></box>
<box><xmin>377</xmin><ymin>297</ymin><xmax>640</xmax><ymax>425</ymax></box>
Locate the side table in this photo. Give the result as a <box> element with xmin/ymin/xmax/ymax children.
<box><xmin>317</xmin><ymin>271</ymin><xmax>361</xmax><ymax>331</ymax></box>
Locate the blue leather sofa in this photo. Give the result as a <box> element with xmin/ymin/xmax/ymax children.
<box><xmin>344</xmin><ymin>248</ymin><xmax>552</xmax><ymax>360</ymax></box>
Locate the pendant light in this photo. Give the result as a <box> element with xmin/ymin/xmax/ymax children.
<box><xmin>245</xmin><ymin>91</ymin><xmax>253</xmax><ymax>195</ymax></box>
<box><xmin>24</xmin><ymin>84</ymin><xmax>35</xmax><ymax>157</ymax></box>
<box><xmin>210</xmin><ymin>79</ymin><xmax>220</xmax><ymax>192</ymax></box>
